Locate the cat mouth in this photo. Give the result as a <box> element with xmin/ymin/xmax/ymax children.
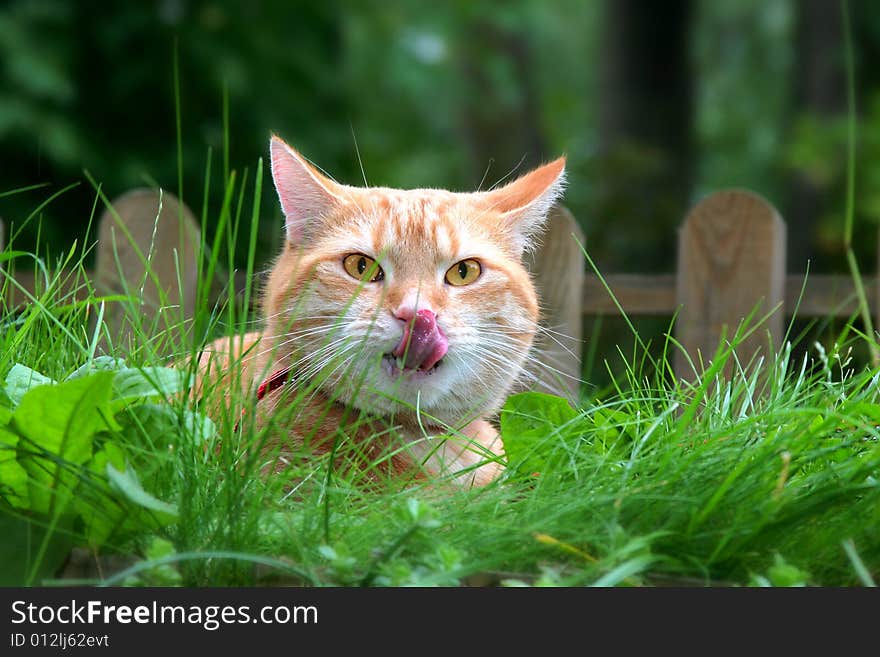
<box><xmin>389</xmin><ymin>309</ymin><xmax>449</xmax><ymax>374</ymax></box>
<box><xmin>382</xmin><ymin>353</ymin><xmax>443</xmax><ymax>377</ymax></box>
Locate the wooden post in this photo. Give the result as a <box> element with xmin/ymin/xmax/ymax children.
<box><xmin>675</xmin><ymin>190</ymin><xmax>786</xmax><ymax>380</ymax></box>
<box><xmin>526</xmin><ymin>204</ymin><xmax>585</xmax><ymax>399</ymax></box>
<box><xmin>94</xmin><ymin>189</ymin><xmax>200</xmax><ymax>342</ymax></box>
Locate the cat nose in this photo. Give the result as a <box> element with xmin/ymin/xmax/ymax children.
<box><xmin>394</xmin><ymin>306</ymin><xmax>436</xmax><ymax>324</ymax></box>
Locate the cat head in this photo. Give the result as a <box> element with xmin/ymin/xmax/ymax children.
<box><xmin>263</xmin><ymin>135</ymin><xmax>566</xmax><ymax>426</ymax></box>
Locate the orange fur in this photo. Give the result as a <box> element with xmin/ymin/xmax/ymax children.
<box><xmin>196</xmin><ymin>136</ymin><xmax>566</xmax><ymax>488</ymax></box>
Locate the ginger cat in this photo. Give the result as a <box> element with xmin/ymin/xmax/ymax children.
<box><xmin>198</xmin><ymin>136</ymin><xmax>566</xmax><ymax>487</ymax></box>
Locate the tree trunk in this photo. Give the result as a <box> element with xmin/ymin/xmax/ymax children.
<box><xmin>596</xmin><ymin>0</ymin><xmax>694</xmax><ymax>272</ymax></box>
<box><xmin>786</xmin><ymin>0</ymin><xmax>844</xmax><ymax>273</ymax></box>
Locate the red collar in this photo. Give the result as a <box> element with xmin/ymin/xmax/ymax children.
<box><xmin>234</xmin><ymin>366</ymin><xmax>291</xmax><ymax>431</ymax></box>
<box><xmin>256</xmin><ymin>367</ymin><xmax>290</xmax><ymax>401</ymax></box>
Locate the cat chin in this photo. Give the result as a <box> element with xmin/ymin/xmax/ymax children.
<box><xmin>320</xmin><ymin>356</ymin><xmax>496</xmax><ymax>427</ymax></box>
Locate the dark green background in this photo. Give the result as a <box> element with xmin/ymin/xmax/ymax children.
<box><xmin>2</xmin><ymin>0</ymin><xmax>880</xmax><ymax>285</ymax></box>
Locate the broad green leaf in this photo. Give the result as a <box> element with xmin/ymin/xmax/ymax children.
<box><xmin>589</xmin><ymin>407</ymin><xmax>639</xmax><ymax>453</ymax></box>
<box><xmin>77</xmin><ymin>444</ymin><xmax>131</xmax><ymax>547</ymax></box>
<box><xmin>94</xmin><ymin>442</ymin><xmax>127</xmax><ymax>472</ymax></box>
<box><xmin>118</xmin><ymin>403</ymin><xmax>215</xmax><ymax>448</ymax></box>
<box><xmin>106</xmin><ymin>463</ymin><xmax>178</xmax><ymax>518</ymax></box>
<box><xmin>5</xmin><ymin>364</ymin><xmax>55</xmax><ymax>406</ymax></box>
<box><xmin>0</xmin><ymin>387</ymin><xmax>13</xmax><ymax>411</ymax></box>
<box><xmin>500</xmin><ymin>392</ymin><xmax>581</xmax><ymax>475</ymax></box>
<box><xmin>117</xmin><ymin>403</ymin><xmax>177</xmax><ymax>443</ymax></box>
<box><xmin>76</xmin><ymin>495</ymin><xmax>123</xmax><ymax>548</ymax></box>
<box><xmin>0</xmin><ymin>426</ymin><xmax>28</xmax><ymax>508</ymax></box>
<box><xmin>14</xmin><ymin>372</ymin><xmax>116</xmax><ymax>514</ymax></box>
<box><xmin>67</xmin><ymin>356</ymin><xmax>126</xmax><ymax>380</ymax></box>
<box><xmin>112</xmin><ymin>367</ymin><xmax>189</xmax><ymax>405</ymax></box>
<box><xmin>14</xmin><ymin>371</ymin><xmax>116</xmax><ymax>458</ymax></box>
<box><xmin>0</xmin><ymin>425</ymin><xmax>19</xmax><ymax>450</ymax></box>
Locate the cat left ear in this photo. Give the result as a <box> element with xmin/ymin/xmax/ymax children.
<box><xmin>270</xmin><ymin>135</ymin><xmax>348</xmax><ymax>244</ymax></box>
<box><xmin>482</xmin><ymin>157</ymin><xmax>567</xmax><ymax>255</ymax></box>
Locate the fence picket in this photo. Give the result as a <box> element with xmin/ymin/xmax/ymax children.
<box><xmin>674</xmin><ymin>190</ymin><xmax>786</xmax><ymax>380</ymax></box>
<box><xmin>527</xmin><ymin>204</ymin><xmax>585</xmax><ymax>398</ymax></box>
<box><xmin>94</xmin><ymin>189</ymin><xmax>200</xmax><ymax>342</ymax></box>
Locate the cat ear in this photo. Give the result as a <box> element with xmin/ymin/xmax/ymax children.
<box><xmin>270</xmin><ymin>135</ymin><xmax>347</xmax><ymax>243</ymax></box>
<box><xmin>481</xmin><ymin>157</ymin><xmax>567</xmax><ymax>254</ymax></box>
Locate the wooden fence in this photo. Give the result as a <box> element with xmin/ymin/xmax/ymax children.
<box><xmin>1</xmin><ymin>188</ymin><xmax>874</xmax><ymax>394</ymax></box>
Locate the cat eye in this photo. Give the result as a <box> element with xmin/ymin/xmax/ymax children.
<box><xmin>343</xmin><ymin>253</ymin><xmax>384</xmax><ymax>282</ymax></box>
<box><xmin>445</xmin><ymin>259</ymin><xmax>481</xmax><ymax>286</ymax></box>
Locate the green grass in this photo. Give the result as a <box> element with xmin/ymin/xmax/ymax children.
<box><xmin>0</xmin><ymin>165</ymin><xmax>878</xmax><ymax>588</ymax></box>
<box><xmin>2</xmin><ymin>19</ymin><xmax>878</xmax><ymax>584</ymax></box>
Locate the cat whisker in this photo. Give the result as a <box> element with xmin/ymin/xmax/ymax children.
<box><xmin>295</xmin><ymin>338</ymin><xmax>362</xmax><ymax>377</ymax></box>
<box><xmin>267</xmin><ymin>323</ymin><xmax>347</xmax><ymax>341</ymax></box>
<box><xmin>250</xmin><ymin>338</ymin><xmax>355</xmax><ymax>389</ymax></box>
<box><xmin>476</xmin><ymin>158</ymin><xmax>494</xmax><ymax>192</ymax></box>
<box><xmin>349</xmin><ymin>123</ymin><xmax>369</xmax><ymax>188</ymax></box>
<box><xmin>258</xmin><ymin>313</ymin><xmax>354</xmax><ymax>330</ymax></box>
<box><xmin>255</xmin><ymin>344</ymin><xmax>360</xmax><ymax>417</ymax></box>
<box><xmin>482</xmin><ymin>317</ymin><xmax>578</xmax><ymax>342</ymax></box>
<box><xmin>252</xmin><ymin>323</ymin><xmax>354</xmax><ymax>357</ymax></box>
<box><xmin>268</xmin><ymin>325</ymin><xmax>349</xmax><ymax>347</ymax></box>
<box><xmin>464</xmin><ymin>341</ymin><xmax>584</xmax><ymax>386</ymax></box>
<box><xmin>479</xmin><ymin>324</ymin><xmax>581</xmax><ymax>362</ymax></box>
<box><xmin>486</xmin><ymin>153</ymin><xmax>528</xmax><ymax>192</ymax></box>
<box><xmin>296</xmin><ymin>346</ymin><xmax>366</xmax><ymax>407</ymax></box>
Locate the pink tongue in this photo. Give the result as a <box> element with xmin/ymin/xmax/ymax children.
<box><xmin>393</xmin><ymin>309</ymin><xmax>448</xmax><ymax>371</ymax></box>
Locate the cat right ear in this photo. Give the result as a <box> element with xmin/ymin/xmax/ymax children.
<box><xmin>270</xmin><ymin>136</ymin><xmax>347</xmax><ymax>243</ymax></box>
<box><xmin>480</xmin><ymin>156</ymin><xmax>567</xmax><ymax>256</ymax></box>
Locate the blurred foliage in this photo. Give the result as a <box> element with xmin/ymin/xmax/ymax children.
<box><xmin>785</xmin><ymin>95</ymin><xmax>880</xmax><ymax>268</ymax></box>
<box><xmin>0</xmin><ymin>0</ymin><xmax>596</xmax><ymax>266</ymax></box>
<box><xmin>693</xmin><ymin>0</ymin><xmax>793</xmax><ymax>200</ymax></box>
<box><xmin>0</xmin><ymin>0</ymin><xmax>349</xmax><ymax>263</ymax></box>
<box><xmin>1</xmin><ymin>0</ymin><xmax>879</xmax><ymax>286</ymax></box>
